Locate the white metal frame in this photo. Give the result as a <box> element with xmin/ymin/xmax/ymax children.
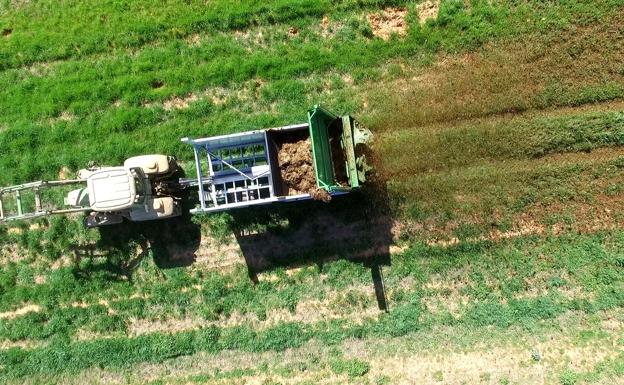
<box><xmin>182</xmin><ymin>123</ymin><xmax>344</xmax><ymax>214</ymax></box>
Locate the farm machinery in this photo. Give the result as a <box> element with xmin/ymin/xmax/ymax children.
<box><xmin>0</xmin><ymin>106</ymin><xmax>372</xmax><ymax>228</ymax></box>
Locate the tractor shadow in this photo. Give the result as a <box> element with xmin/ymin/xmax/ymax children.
<box><xmin>71</xmin><ymin>166</ymin><xmax>394</xmax><ymax>312</ymax></box>
<box><xmin>76</xmin><ymin>191</ymin><xmax>202</xmax><ymax>278</ymax></box>
<box><xmin>231</xmin><ymin>173</ymin><xmax>393</xmax><ymax>311</ymax></box>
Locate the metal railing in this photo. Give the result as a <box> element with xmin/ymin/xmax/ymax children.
<box><xmin>0</xmin><ymin>179</ymin><xmax>89</xmax><ymax>222</ymax></box>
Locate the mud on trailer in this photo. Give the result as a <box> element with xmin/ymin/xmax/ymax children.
<box><xmin>0</xmin><ymin>106</ymin><xmax>372</xmax><ymax>227</ymax></box>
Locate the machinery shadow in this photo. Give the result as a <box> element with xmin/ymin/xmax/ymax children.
<box><xmin>70</xmin><ymin>161</ymin><xmax>394</xmax><ymax>313</ymax></box>
<box><xmin>231</xmin><ymin>172</ymin><xmax>393</xmax><ymax>311</ymax></box>
<box><xmin>76</xmin><ymin>191</ymin><xmax>202</xmax><ymax>279</ymax></box>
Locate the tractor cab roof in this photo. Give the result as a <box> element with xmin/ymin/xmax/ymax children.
<box><xmin>87</xmin><ymin>167</ymin><xmax>137</xmax><ymax>212</ymax></box>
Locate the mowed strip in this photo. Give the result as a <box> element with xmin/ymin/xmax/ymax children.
<box><xmin>6</xmin><ymin>309</ymin><xmax>621</xmax><ymax>385</ymax></box>
<box><xmin>0</xmin><ymin>230</ymin><xmax>622</xmax><ymax>380</ymax></box>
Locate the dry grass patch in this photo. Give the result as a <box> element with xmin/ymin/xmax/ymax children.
<box><xmin>47</xmin><ymin>111</ymin><xmax>75</xmax><ymax>125</ymax></box>
<box><xmin>416</xmin><ymin>0</ymin><xmax>440</xmax><ymax>24</ymax></box>
<box><xmin>24</xmin><ymin>61</ymin><xmax>57</xmax><ymax>77</ymax></box>
<box><xmin>233</xmin><ymin>28</ymin><xmax>271</xmax><ymax>50</ymax></box>
<box><xmin>367</xmin><ymin>342</ymin><xmax>619</xmax><ymax>385</ymax></box>
<box><xmin>425</xmin><ymin>219</ymin><xmax>547</xmax><ymax>247</ymax></box>
<box><xmin>422</xmin><ymin>268</ymin><xmax>472</xmax><ymax>317</ymax></box>
<box><xmin>50</xmin><ymin>255</ymin><xmax>73</xmax><ymax>269</ymax></box>
<box><xmin>6</xmin><ymin>227</ymin><xmax>23</xmax><ymax>235</ymax></box>
<box><xmin>127</xmin><ymin>316</ymin><xmax>206</xmax><ymax>337</ymax></box>
<box><xmin>124</xmin><ymin>285</ymin><xmax>382</xmax><ymax>338</ymax></box>
<box><xmin>33</xmin><ymin>274</ymin><xmax>46</xmax><ymax>284</ymax></box>
<box><xmin>600</xmin><ymin>313</ymin><xmax>622</xmax><ymax>331</ymax></box>
<box><xmin>342</xmin><ymin>311</ymin><xmax>624</xmax><ymax>385</ymax></box>
<box><xmin>74</xmin><ymin>327</ymin><xmax>121</xmax><ymax>342</ymax></box>
<box><xmin>368</xmin><ymin>16</ymin><xmax>624</xmax><ymax>128</ymax></box>
<box><xmin>0</xmin><ymin>244</ymin><xmax>27</xmax><ymax>266</ymax></box>
<box><xmin>367</xmin><ymin>8</ymin><xmax>408</xmax><ymax>40</ymax></box>
<box><xmin>162</xmin><ymin>93</ymin><xmax>199</xmax><ymax>110</ymax></box>
<box><xmin>57</xmin><ymin>166</ymin><xmax>72</xmax><ymax>180</ymax></box>
<box><xmin>0</xmin><ymin>304</ymin><xmax>41</xmax><ymax>320</ymax></box>
<box><xmin>0</xmin><ymin>339</ymin><xmax>46</xmax><ymax>350</ymax></box>
<box><xmin>186</xmin><ymin>33</ymin><xmax>201</xmax><ymax>46</ymax></box>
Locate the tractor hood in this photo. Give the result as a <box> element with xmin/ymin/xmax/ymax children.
<box><xmin>87</xmin><ymin>167</ymin><xmax>136</xmax><ymax>211</ymax></box>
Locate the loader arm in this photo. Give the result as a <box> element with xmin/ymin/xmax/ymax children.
<box><xmin>0</xmin><ymin>179</ymin><xmax>89</xmax><ymax>223</ymax></box>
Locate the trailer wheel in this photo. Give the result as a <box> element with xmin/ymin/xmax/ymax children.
<box><xmin>84</xmin><ymin>212</ymin><xmax>124</xmax><ymax>228</ymax></box>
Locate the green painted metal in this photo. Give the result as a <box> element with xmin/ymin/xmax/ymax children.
<box><xmin>16</xmin><ymin>190</ymin><xmax>22</xmax><ymax>217</ymax></box>
<box><xmin>307</xmin><ymin>105</ymin><xmax>372</xmax><ymax>192</ymax></box>
<box><xmin>341</xmin><ymin>115</ymin><xmax>359</xmax><ymax>189</ymax></box>
<box><xmin>308</xmin><ymin>105</ymin><xmax>337</xmax><ymax>190</ymax></box>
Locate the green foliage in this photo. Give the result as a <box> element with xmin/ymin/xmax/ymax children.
<box><xmin>329</xmin><ymin>358</ymin><xmax>370</xmax><ymax>378</ymax></box>
<box><xmin>559</xmin><ymin>369</ymin><xmax>579</xmax><ymax>385</ymax></box>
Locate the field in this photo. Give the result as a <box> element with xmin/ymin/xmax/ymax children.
<box><xmin>0</xmin><ymin>0</ymin><xmax>623</xmax><ymax>384</ymax></box>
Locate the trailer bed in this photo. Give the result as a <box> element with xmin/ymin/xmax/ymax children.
<box><xmin>182</xmin><ymin>106</ymin><xmax>370</xmax><ymax>214</ymax></box>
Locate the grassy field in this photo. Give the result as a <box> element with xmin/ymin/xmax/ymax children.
<box><xmin>1</xmin><ymin>0</ymin><xmax>623</xmax><ymax>384</ymax></box>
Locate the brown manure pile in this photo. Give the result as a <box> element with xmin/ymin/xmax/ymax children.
<box><xmin>277</xmin><ymin>138</ymin><xmax>331</xmax><ymax>202</ymax></box>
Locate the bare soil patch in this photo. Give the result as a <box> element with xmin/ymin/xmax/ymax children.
<box><xmin>416</xmin><ymin>0</ymin><xmax>440</xmax><ymax>24</ymax></box>
<box><xmin>0</xmin><ymin>339</ymin><xmax>46</xmax><ymax>350</ymax></box>
<box><xmin>0</xmin><ymin>304</ymin><xmax>41</xmax><ymax>320</ymax></box>
<box><xmin>34</xmin><ymin>275</ymin><xmax>46</xmax><ymax>284</ymax></box>
<box><xmin>321</xmin><ymin>15</ymin><xmax>330</xmax><ymax>31</ymax></box>
<box><xmin>2</xmin><ymin>28</ymin><xmax>12</xmax><ymax>37</ymax></box>
<box><xmin>48</xmin><ymin>111</ymin><xmax>75</xmax><ymax>125</ymax></box>
<box><xmin>367</xmin><ymin>8</ymin><xmax>408</xmax><ymax>40</ymax></box>
<box><xmin>162</xmin><ymin>93</ymin><xmax>198</xmax><ymax>110</ymax></box>
<box><xmin>287</xmin><ymin>27</ymin><xmax>299</xmax><ymax>37</ymax></box>
<box><xmin>277</xmin><ymin>137</ymin><xmax>331</xmax><ymax>201</ymax></box>
<box><xmin>186</xmin><ymin>33</ymin><xmax>201</xmax><ymax>46</ymax></box>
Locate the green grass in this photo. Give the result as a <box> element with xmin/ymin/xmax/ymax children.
<box><xmin>0</xmin><ymin>0</ymin><xmax>622</xmax><ymax>185</ymax></box>
<box><xmin>1</xmin><ymin>231</ymin><xmax>622</xmax><ymax>380</ymax></box>
<box><xmin>0</xmin><ymin>0</ymin><xmax>412</xmax><ymax>69</ymax></box>
<box><xmin>1</xmin><ymin>1</ymin><xmax>624</xmax><ymax>384</ymax></box>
